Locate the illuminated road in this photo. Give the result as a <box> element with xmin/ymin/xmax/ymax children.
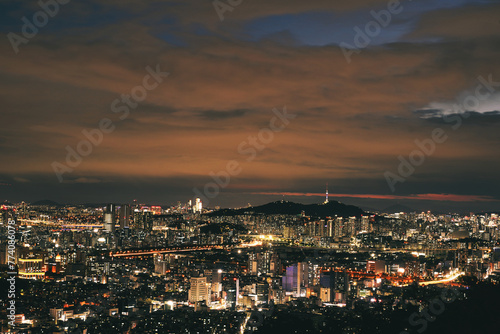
<box><xmin>240</xmin><ymin>313</ymin><xmax>251</xmax><ymax>334</ymax></box>
<box><xmin>19</xmin><ymin>219</ymin><xmax>108</xmax><ymax>228</ymax></box>
<box><xmin>419</xmin><ymin>272</ymin><xmax>464</xmax><ymax>285</ymax></box>
<box><xmin>110</xmin><ymin>241</ymin><xmax>264</xmax><ymax>257</ymax></box>
<box><xmin>111</xmin><ymin>245</ymin><xmax>230</xmax><ymax>257</ymax></box>
<box><xmin>323</xmin><ymin>268</ymin><xmax>463</xmax><ymax>286</ymax></box>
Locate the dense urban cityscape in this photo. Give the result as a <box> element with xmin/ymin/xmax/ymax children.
<box><xmin>1</xmin><ymin>192</ymin><xmax>500</xmax><ymax>333</ymax></box>
<box><xmin>3</xmin><ymin>0</ymin><xmax>500</xmax><ymax>333</ymax></box>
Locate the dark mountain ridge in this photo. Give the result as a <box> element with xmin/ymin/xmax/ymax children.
<box><xmin>206</xmin><ymin>200</ymin><xmax>365</xmax><ymax>218</ymax></box>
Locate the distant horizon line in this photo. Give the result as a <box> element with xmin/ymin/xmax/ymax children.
<box><xmin>4</xmin><ymin>191</ymin><xmax>500</xmax><ymax>207</ymax></box>
<box><xmin>251</xmin><ymin>192</ymin><xmax>499</xmax><ymax>203</ymax></box>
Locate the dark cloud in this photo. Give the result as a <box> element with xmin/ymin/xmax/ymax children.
<box><xmin>197</xmin><ymin>109</ymin><xmax>250</xmax><ymax>120</ymax></box>
<box><xmin>1</xmin><ymin>0</ymin><xmax>500</xmax><ymax>211</ymax></box>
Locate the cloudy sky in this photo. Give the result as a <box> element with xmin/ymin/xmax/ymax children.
<box><xmin>1</xmin><ymin>0</ymin><xmax>500</xmax><ymax>212</ymax></box>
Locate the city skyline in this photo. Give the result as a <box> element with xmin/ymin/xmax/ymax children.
<box><xmin>2</xmin><ymin>196</ymin><xmax>500</xmax><ymax>333</ymax></box>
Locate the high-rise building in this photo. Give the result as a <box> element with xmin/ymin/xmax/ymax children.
<box><xmin>154</xmin><ymin>254</ymin><xmax>168</xmax><ymax>275</ymax></box>
<box><xmin>119</xmin><ymin>204</ymin><xmax>131</xmax><ymax>229</ymax></box>
<box><xmin>347</xmin><ymin>216</ymin><xmax>357</xmax><ymax>236</ymax></box>
<box><xmin>256</xmin><ymin>282</ymin><xmax>269</xmax><ymax>303</ymax></box>
<box><xmin>269</xmin><ymin>252</ymin><xmax>281</xmax><ymax>275</ymax></box>
<box><xmin>327</xmin><ymin>219</ymin><xmax>334</xmax><ymax>237</ymax></box>
<box><xmin>106</xmin><ymin>203</ymin><xmax>116</xmax><ymax>214</ymax></box>
<box><xmin>133</xmin><ymin>210</ymin><xmax>153</xmax><ymax>231</ymax></box>
<box><xmin>320</xmin><ymin>270</ymin><xmax>349</xmax><ymax>304</ymax></box>
<box><xmin>188</xmin><ymin>276</ymin><xmax>211</xmax><ymax>304</ymax></box>
<box><xmin>319</xmin><ymin>220</ymin><xmax>326</xmax><ymax>237</ymax></box>
<box><xmin>282</xmin><ymin>262</ymin><xmax>308</xmax><ymax>296</ymax></box>
<box><xmin>360</xmin><ymin>216</ymin><xmax>369</xmax><ymax>232</ymax></box>
<box><xmin>225</xmin><ymin>278</ymin><xmax>239</xmax><ymax>309</ymax></box>
<box><xmin>308</xmin><ymin>221</ymin><xmax>317</xmax><ymax>236</ymax></box>
<box><xmin>248</xmin><ymin>250</ymin><xmax>274</xmax><ymax>276</ymax></box>
<box><xmin>17</xmin><ymin>248</ymin><xmax>47</xmax><ymax>279</ymax></box>
<box><xmin>249</xmin><ymin>253</ymin><xmax>258</xmax><ymax>275</ymax></box>
<box><xmin>210</xmin><ymin>269</ymin><xmax>223</xmax><ymax>297</ymax></box>
<box><xmin>367</xmin><ymin>260</ymin><xmax>386</xmax><ymax>274</ymax></box>
<box><xmin>193</xmin><ymin>198</ymin><xmax>203</xmax><ymax>213</ymax></box>
<box><xmin>103</xmin><ymin>204</ymin><xmax>116</xmax><ymax>233</ymax></box>
<box><xmin>308</xmin><ymin>263</ymin><xmax>321</xmax><ymax>286</ymax></box>
<box><xmin>320</xmin><ymin>287</ymin><xmax>331</xmax><ymax>303</ymax></box>
<box><xmin>334</xmin><ymin>218</ymin><xmax>343</xmax><ymax>237</ymax></box>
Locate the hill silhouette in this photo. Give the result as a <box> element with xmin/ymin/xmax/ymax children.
<box><xmin>206</xmin><ymin>200</ymin><xmax>364</xmax><ymax>218</ymax></box>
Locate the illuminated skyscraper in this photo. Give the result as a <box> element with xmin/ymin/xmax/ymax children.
<box><xmin>327</xmin><ymin>219</ymin><xmax>334</xmax><ymax>237</ymax></box>
<box><xmin>334</xmin><ymin>217</ymin><xmax>343</xmax><ymax>237</ymax></box>
<box><xmin>188</xmin><ymin>276</ymin><xmax>211</xmax><ymax>304</ymax></box>
<box><xmin>193</xmin><ymin>198</ymin><xmax>203</xmax><ymax>213</ymax></box>
<box><xmin>347</xmin><ymin>216</ymin><xmax>357</xmax><ymax>236</ymax></box>
<box><xmin>119</xmin><ymin>204</ymin><xmax>131</xmax><ymax>229</ymax></box>
<box><xmin>104</xmin><ymin>204</ymin><xmax>115</xmax><ymax>233</ymax></box>
<box><xmin>136</xmin><ymin>211</ymin><xmax>153</xmax><ymax>231</ymax></box>
<box><xmin>282</xmin><ymin>262</ymin><xmax>309</xmax><ymax>296</ymax></box>
<box><xmin>360</xmin><ymin>216</ymin><xmax>370</xmax><ymax>232</ymax></box>
<box><xmin>320</xmin><ymin>270</ymin><xmax>349</xmax><ymax>304</ymax></box>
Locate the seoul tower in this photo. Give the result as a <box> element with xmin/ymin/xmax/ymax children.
<box><xmin>325</xmin><ymin>182</ymin><xmax>329</xmax><ymax>204</ymax></box>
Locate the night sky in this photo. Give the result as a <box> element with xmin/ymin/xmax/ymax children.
<box><xmin>1</xmin><ymin>0</ymin><xmax>500</xmax><ymax>212</ymax></box>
